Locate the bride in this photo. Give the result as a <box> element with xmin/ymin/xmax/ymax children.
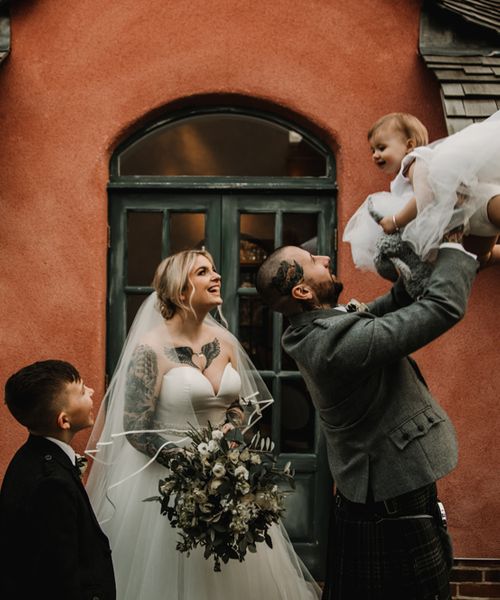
<box><xmin>86</xmin><ymin>249</ymin><xmax>321</xmax><ymax>599</ymax></box>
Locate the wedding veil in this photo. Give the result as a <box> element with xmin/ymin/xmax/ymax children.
<box><xmin>85</xmin><ymin>292</ymin><xmax>273</xmax><ymax>524</ymax></box>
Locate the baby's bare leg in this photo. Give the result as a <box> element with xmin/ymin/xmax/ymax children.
<box><xmin>463</xmin><ymin>234</ymin><xmax>499</xmax><ymax>268</ymax></box>
<box><xmin>463</xmin><ymin>196</ymin><xmax>500</xmax><ymax>268</ymax></box>
<box><xmin>487</xmin><ymin>195</ymin><xmax>500</xmax><ymax>228</ymax></box>
<box><xmin>488</xmin><ymin>244</ymin><xmax>500</xmax><ymax>266</ymax></box>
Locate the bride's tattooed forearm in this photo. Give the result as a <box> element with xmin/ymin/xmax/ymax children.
<box><xmin>272</xmin><ymin>260</ymin><xmax>304</xmax><ymax>295</ymax></box>
<box><xmin>164</xmin><ymin>338</ymin><xmax>220</xmax><ymax>372</ymax></box>
<box><xmin>123</xmin><ymin>344</ymin><xmax>171</xmax><ymax>466</ymax></box>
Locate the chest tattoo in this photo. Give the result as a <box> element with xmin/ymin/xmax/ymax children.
<box><xmin>165</xmin><ymin>337</ymin><xmax>221</xmax><ymax>372</ymax></box>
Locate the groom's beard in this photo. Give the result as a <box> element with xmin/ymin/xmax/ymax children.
<box><xmin>302</xmin><ymin>279</ymin><xmax>344</xmax><ymax>311</ymax></box>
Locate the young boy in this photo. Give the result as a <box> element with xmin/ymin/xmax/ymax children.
<box><xmin>0</xmin><ymin>360</ymin><xmax>116</xmax><ymax>600</ymax></box>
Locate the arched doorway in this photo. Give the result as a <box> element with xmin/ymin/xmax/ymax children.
<box><xmin>107</xmin><ymin>106</ymin><xmax>337</xmax><ymax>578</ymax></box>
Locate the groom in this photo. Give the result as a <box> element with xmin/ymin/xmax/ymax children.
<box><xmin>256</xmin><ymin>237</ymin><xmax>477</xmax><ymax>600</ymax></box>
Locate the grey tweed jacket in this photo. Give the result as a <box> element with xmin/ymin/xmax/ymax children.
<box><xmin>282</xmin><ymin>248</ymin><xmax>478</xmax><ymax>503</ymax></box>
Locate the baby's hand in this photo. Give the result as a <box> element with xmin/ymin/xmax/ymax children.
<box><xmin>379</xmin><ymin>215</ymin><xmax>398</xmax><ymax>234</ymax></box>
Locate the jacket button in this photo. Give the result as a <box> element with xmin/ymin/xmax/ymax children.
<box><xmin>402</xmin><ymin>432</ymin><xmax>410</xmax><ymax>441</ymax></box>
<box><xmin>91</xmin><ymin>596</ymin><xmax>101</xmax><ymax>600</ymax></box>
<box><xmin>417</xmin><ymin>424</ymin><xmax>424</xmax><ymax>432</ymax></box>
<box><xmin>44</xmin><ymin>454</ymin><xmax>52</xmax><ymax>461</ymax></box>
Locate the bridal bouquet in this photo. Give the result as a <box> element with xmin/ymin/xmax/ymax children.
<box><xmin>145</xmin><ymin>424</ymin><xmax>294</xmax><ymax>571</ymax></box>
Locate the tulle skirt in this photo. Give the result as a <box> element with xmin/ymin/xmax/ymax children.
<box><xmin>404</xmin><ymin>109</ymin><xmax>500</xmax><ymax>258</ymax></box>
<box><xmin>343</xmin><ymin>191</ymin><xmax>409</xmax><ymax>272</ymax></box>
<box><xmin>88</xmin><ymin>444</ymin><xmax>321</xmax><ymax>600</ymax></box>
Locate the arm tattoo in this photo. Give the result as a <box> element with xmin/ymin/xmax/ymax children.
<box><xmin>272</xmin><ymin>260</ymin><xmax>304</xmax><ymax>295</ymax></box>
<box><xmin>164</xmin><ymin>338</ymin><xmax>220</xmax><ymax>372</ymax></box>
<box><xmin>123</xmin><ymin>344</ymin><xmax>172</xmax><ymax>467</ymax></box>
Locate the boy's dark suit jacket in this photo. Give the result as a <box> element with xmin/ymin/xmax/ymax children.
<box><xmin>0</xmin><ymin>434</ymin><xmax>116</xmax><ymax>600</ymax></box>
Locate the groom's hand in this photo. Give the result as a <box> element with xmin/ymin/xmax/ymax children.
<box><xmin>442</xmin><ymin>225</ymin><xmax>465</xmax><ymax>245</ymax></box>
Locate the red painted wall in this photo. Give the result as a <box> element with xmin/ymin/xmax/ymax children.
<box><xmin>0</xmin><ymin>0</ymin><xmax>498</xmax><ymax>557</ymax></box>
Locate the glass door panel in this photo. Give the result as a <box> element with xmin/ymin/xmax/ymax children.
<box><xmin>238</xmin><ymin>296</ymin><xmax>272</xmax><ymax>370</ymax></box>
<box><xmin>221</xmin><ymin>194</ymin><xmax>335</xmax><ymax>579</ymax></box>
<box><xmin>107</xmin><ymin>192</ymin><xmax>221</xmax><ymax>373</ymax></box>
<box><xmin>109</xmin><ymin>191</ymin><xmax>335</xmax><ymax>580</ymax></box>
<box><xmin>127</xmin><ymin>211</ymin><xmax>163</xmax><ymax>286</ymax></box>
<box><xmin>169</xmin><ymin>212</ymin><xmax>206</xmax><ymax>253</ymax></box>
<box><xmin>281</xmin><ymin>378</ymin><xmax>316</xmax><ymax>453</ymax></box>
<box><xmin>282</xmin><ymin>212</ymin><xmax>319</xmax><ymax>248</ymax></box>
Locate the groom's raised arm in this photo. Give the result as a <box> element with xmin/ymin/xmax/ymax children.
<box><xmin>315</xmin><ymin>247</ymin><xmax>477</xmax><ymax>376</ymax></box>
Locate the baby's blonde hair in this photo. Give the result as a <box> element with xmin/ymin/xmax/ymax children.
<box><xmin>153</xmin><ymin>249</ymin><xmax>215</xmax><ymax>320</ymax></box>
<box><xmin>368</xmin><ymin>113</ymin><xmax>429</xmax><ymax>147</ymax></box>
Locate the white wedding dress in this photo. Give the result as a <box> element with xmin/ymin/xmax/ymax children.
<box><xmin>89</xmin><ymin>363</ymin><xmax>321</xmax><ymax>600</ymax></box>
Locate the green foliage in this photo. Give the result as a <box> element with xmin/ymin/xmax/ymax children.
<box><xmin>148</xmin><ymin>423</ymin><xmax>294</xmax><ymax>571</ymax></box>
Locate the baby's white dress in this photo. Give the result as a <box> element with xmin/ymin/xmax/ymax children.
<box><xmin>344</xmin><ymin>109</ymin><xmax>500</xmax><ymax>269</ymax></box>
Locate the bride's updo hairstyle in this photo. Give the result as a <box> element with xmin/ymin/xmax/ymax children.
<box><xmin>153</xmin><ymin>249</ymin><xmax>215</xmax><ymax>320</ymax></box>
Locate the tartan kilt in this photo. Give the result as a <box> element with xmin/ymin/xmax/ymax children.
<box><xmin>322</xmin><ymin>483</ymin><xmax>453</xmax><ymax>600</ymax></box>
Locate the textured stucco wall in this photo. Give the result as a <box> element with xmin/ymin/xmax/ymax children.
<box><xmin>0</xmin><ymin>0</ymin><xmax>498</xmax><ymax>557</ymax></box>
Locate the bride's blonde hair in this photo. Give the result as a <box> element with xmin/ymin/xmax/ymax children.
<box><xmin>153</xmin><ymin>249</ymin><xmax>216</xmax><ymax>320</ymax></box>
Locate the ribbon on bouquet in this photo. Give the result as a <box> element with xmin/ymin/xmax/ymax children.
<box><xmin>239</xmin><ymin>391</ymin><xmax>273</xmax><ymax>432</ymax></box>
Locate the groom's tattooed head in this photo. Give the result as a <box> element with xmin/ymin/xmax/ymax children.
<box><xmin>271</xmin><ymin>260</ymin><xmax>304</xmax><ymax>295</ymax></box>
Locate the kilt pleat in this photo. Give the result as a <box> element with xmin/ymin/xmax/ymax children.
<box><xmin>322</xmin><ymin>484</ymin><xmax>452</xmax><ymax>600</ymax></box>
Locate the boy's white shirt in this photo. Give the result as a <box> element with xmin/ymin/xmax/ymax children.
<box><xmin>44</xmin><ymin>436</ymin><xmax>76</xmax><ymax>466</ymax></box>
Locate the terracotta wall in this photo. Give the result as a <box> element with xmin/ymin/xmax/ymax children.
<box><xmin>0</xmin><ymin>0</ymin><xmax>498</xmax><ymax>557</ymax></box>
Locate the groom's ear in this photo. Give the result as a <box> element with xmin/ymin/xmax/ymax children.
<box><xmin>291</xmin><ymin>284</ymin><xmax>313</xmax><ymax>301</ymax></box>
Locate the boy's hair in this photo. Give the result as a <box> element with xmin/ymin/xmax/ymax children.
<box><xmin>368</xmin><ymin>113</ymin><xmax>429</xmax><ymax>147</ymax></box>
<box><xmin>5</xmin><ymin>360</ymin><xmax>81</xmax><ymax>431</ymax></box>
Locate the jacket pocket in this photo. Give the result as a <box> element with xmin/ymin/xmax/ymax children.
<box><xmin>389</xmin><ymin>407</ymin><xmax>445</xmax><ymax>450</ymax></box>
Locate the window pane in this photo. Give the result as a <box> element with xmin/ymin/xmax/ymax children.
<box><xmin>281</xmin><ymin>379</ymin><xmax>315</xmax><ymax>453</ymax></box>
<box><xmin>239</xmin><ymin>296</ymin><xmax>272</xmax><ymax>370</ymax></box>
<box><xmin>239</xmin><ymin>213</ymin><xmax>274</xmax><ymax>286</ymax></box>
<box><xmin>127</xmin><ymin>211</ymin><xmax>163</xmax><ymax>286</ymax></box>
<box><xmin>169</xmin><ymin>212</ymin><xmax>206</xmax><ymax>254</ymax></box>
<box><xmin>119</xmin><ymin>114</ymin><xmax>327</xmax><ymax>177</ymax></box>
<box><xmin>281</xmin><ymin>474</ymin><xmax>314</xmax><ymax>540</ymax></box>
<box><xmin>282</xmin><ymin>212</ymin><xmax>318</xmax><ymax>251</ymax></box>
<box><xmin>126</xmin><ymin>293</ymin><xmax>150</xmax><ymax>332</ymax></box>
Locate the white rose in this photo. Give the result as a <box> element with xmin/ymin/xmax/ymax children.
<box><xmin>208</xmin><ymin>478</ymin><xmax>224</xmax><ymax>494</ymax></box>
<box><xmin>197</xmin><ymin>442</ymin><xmax>209</xmax><ymax>455</ymax></box>
<box><xmin>207</xmin><ymin>440</ymin><xmax>219</xmax><ymax>453</ymax></box>
<box><xmin>211</xmin><ymin>429</ymin><xmax>224</xmax><ymax>441</ymax></box>
<box><xmin>160</xmin><ymin>480</ymin><xmax>175</xmax><ymax>494</ymax></box>
<box><xmin>237</xmin><ymin>482</ymin><xmax>251</xmax><ymax>495</ymax></box>
<box><xmin>227</xmin><ymin>449</ymin><xmax>240</xmax><ymax>464</ymax></box>
<box><xmin>193</xmin><ymin>489</ymin><xmax>208</xmax><ymax>503</ymax></box>
<box><xmin>239</xmin><ymin>448</ymin><xmax>250</xmax><ymax>461</ymax></box>
<box><xmin>234</xmin><ymin>466</ymin><xmax>249</xmax><ymax>480</ymax></box>
<box><xmin>249</xmin><ymin>453</ymin><xmax>261</xmax><ymax>465</ymax></box>
<box><xmin>212</xmin><ymin>463</ymin><xmax>226</xmax><ymax>478</ymax></box>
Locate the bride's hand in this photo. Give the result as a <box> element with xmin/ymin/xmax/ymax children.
<box><xmin>221</xmin><ymin>423</ymin><xmax>239</xmax><ymax>448</ymax></box>
<box><xmin>221</xmin><ymin>422</ymin><xmax>235</xmax><ymax>435</ymax></box>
